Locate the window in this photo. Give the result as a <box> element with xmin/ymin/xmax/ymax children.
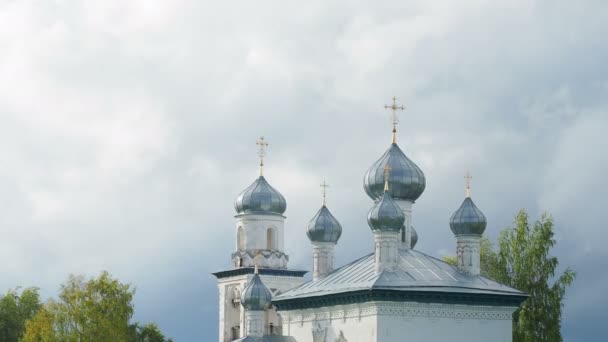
<box><xmin>231</xmin><ymin>326</ymin><xmax>240</xmax><ymax>340</ymax></box>
<box><xmin>266</xmin><ymin>228</ymin><xmax>275</xmax><ymax>250</ymax></box>
<box><xmin>237</xmin><ymin>227</ymin><xmax>245</xmax><ymax>250</ymax></box>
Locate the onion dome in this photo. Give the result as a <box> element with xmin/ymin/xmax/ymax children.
<box><xmin>234</xmin><ymin>176</ymin><xmax>286</xmax><ymax>215</ymax></box>
<box><xmin>449</xmin><ymin>197</ymin><xmax>487</xmax><ymax>236</ymax></box>
<box><xmin>410</xmin><ymin>226</ymin><xmax>418</xmax><ymax>248</ymax></box>
<box><xmin>367</xmin><ymin>182</ymin><xmax>405</xmax><ymax>232</ymax></box>
<box><xmin>240</xmin><ymin>271</ymin><xmax>272</xmax><ymax>311</ymax></box>
<box><xmin>306</xmin><ymin>205</ymin><xmax>342</xmax><ymax>243</ymax></box>
<box><xmin>364</xmin><ymin>143</ymin><xmax>426</xmax><ymax>202</ymax></box>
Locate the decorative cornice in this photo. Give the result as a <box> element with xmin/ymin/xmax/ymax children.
<box><xmin>282</xmin><ymin>301</ymin><xmax>517</xmax><ymax>323</ymax></box>
<box><xmin>273</xmin><ymin>289</ymin><xmax>527</xmax><ymax>311</ymax></box>
<box><xmin>213</xmin><ymin>267</ymin><xmax>307</xmax><ymax>279</ymax></box>
<box><xmin>234</xmin><ymin>213</ymin><xmax>286</xmax><ymax>220</ymax></box>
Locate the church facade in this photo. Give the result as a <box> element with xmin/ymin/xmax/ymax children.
<box><xmin>213</xmin><ymin>98</ymin><xmax>526</xmax><ymax>342</ymax></box>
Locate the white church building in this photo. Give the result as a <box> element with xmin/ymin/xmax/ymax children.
<box><xmin>213</xmin><ymin>98</ymin><xmax>527</xmax><ymax>342</ymax></box>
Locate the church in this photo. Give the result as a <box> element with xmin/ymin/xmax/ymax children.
<box><xmin>212</xmin><ymin>98</ymin><xmax>527</xmax><ymax>342</ymax></box>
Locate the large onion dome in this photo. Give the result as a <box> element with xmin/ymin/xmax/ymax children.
<box><xmin>367</xmin><ymin>188</ymin><xmax>405</xmax><ymax>232</ymax></box>
<box><xmin>240</xmin><ymin>271</ymin><xmax>272</xmax><ymax>311</ymax></box>
<box><xmin>410</xmin><ymin>226</ymin><xmax>418</xmax><ymax>248</ymax></box>
<box><xmin>234</xmin><ymin>176</ymin><xmax>286</xmax><ymax>215</ymax></box>
<box><xmin>449</xmin><ymin>197</ymin><xmax>487</xmax><ymax>236</ymax></box>
<box><xmin>364</xmin><ymin>143</ymin><xmax>426</xmax><ymax>202</ymax></box>
<box><xmin>306</xmin><ymin>205</ymin><xmax>342</xmax><ymax>244</ymax></box>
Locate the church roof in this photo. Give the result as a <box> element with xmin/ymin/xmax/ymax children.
<box><xmin>234</xmin><ymin>336</ymin><xmax>297</xmax><ymax>342</ymax></box>
<box><xmin>273</xmin><ymin>249</ymin><xmax>526</xmax><ymax>309</ymax></box>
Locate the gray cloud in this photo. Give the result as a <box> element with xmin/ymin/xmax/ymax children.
<box><xmin>0</xmin><ymin>0</ymin><xmax>606</xmax><ymax>340</ymax></box>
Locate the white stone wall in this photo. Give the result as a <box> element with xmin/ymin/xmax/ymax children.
<box><xmin>395</xmin><ymin>200</ymin><xmax>413</xmax><ymax>250</ymax></box>
<box><xmin>217</xmin><ymin>273</ymin><xmax>304</xmax><ymax>342</ymax></box>
<box><xmin>235</xmin><ymin>214</ymin><xmax>286</xmax><ymax>252</ymax></box>
<box><xmin>456</xmin><ymin>235</ymin><xmax>481</xmax><ymax>276</ymax></box>
<box><xmin>311</xmin><ymin>242</ymin><xmax>335</xmax><ymax>280</ymax></box>
<box><xmin>373</xmin><ymin>231</ymin><xmax>399</xmax><ymax>273</ymax></box>
<box><xmin>282</xmin><ymin>307</ymin><xmax>377</xmax><ymax>342</ymax></box>
<box><xmin>281</xmin><ymin>301</ymin><xmax>516</xmax><ymax>342</ymax></box>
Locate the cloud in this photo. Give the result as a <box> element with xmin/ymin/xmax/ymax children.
<box><xmin>0</xmin><ymin>0</ymin><xmax>606</xmax><ymax>340</ymax></box>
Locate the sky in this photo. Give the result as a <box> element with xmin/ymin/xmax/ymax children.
<box><xmin>0</xmin><ymin>0</ymin><xmax>607</xmax><ymax>341</ymax></box>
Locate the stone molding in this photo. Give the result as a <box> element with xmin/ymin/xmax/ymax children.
<box><xmin>283</xmin><ymin>301</ymin><xmax>516</xmax><ymax>324</ymax></box>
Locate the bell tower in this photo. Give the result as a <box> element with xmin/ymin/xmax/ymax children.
<box><xmin>213</xmin><ymin>137</ymin><xmax>306</xmax><ymax>342</ymax></box>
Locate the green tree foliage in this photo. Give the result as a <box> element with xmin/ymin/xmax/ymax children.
<box><xmin>443</xmin><ymin>210</ymin><xmax>575</xmax><ymax>342</ymax></box>
<box><xmin>21</xmin><ymin>271</ymin><xmax>171</xmax><ymax>342</ymax></box>
<box><xmin>494</xmin><ymin>210</ymin><xmax>575</xmax><ymax>342</ymax></box>
<box><xmin>0</xmin><ymin>288</ymin><xmax>42</xmax><ymax>341</ymax></box>
<box><xmin>129</xmin><ymin>323</ymin><xmax>173</xmax><ymax>342</ymax></box>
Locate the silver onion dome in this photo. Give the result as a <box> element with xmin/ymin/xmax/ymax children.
<box><xmin>367</xmin><ymin>190</ymin><xmax>405</xmax><ymax>232</ymax></box>
<box><xmin>306</xmin><ymin>205</ymin><xmax>342</xmax><ymax>244</ymax></box>
<box><xmin>449</xmin><ymin>197</ymin><xmax>487</xmax><ymax>236</ymax></box>
<box><xmin>364</xmin><ymin>143</ymin><xmax>426</xmax><ymax>202</ymax></box>
<box><xmin>240</xmin><ymin>272</ymin><xmax>272</xmax><ymax>311</ymax></box>
<box><xmin>410</xmin><ymin>226</ymin><xmax>418</xmax><ymax>248</ymax></box>
<box><xmin>234</xmin><ymin>176</ymin><xmax>286</xmax><ymax>215</ymax></box>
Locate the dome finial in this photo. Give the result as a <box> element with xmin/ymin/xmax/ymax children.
<box><xmin>253</xmin><ymin>250</ymin><xmax>260</xmax><ymax>274</ymax></box>
<box><xmin>320</xmin><ymin>179</ymin><xmax>329</xmax><ymax>206</ymax></box>
<box><xmin>384</xmin><ymin>96</ymin><xmax>405</xmax><ymax>144</ymax></box>
<box><xmin>256</xmin><ymin>136</ymin><xmax>269</xmax><ymax>176</ymax></box>
<box><xmin>465</xmin><ymin>171</ymin><xmax>472</xmax><ymax>198</ymax></box>
<box><xmin>383</xmin><ymin>164</ymin><xmax>392</xmax><ymax>192</ymax></box>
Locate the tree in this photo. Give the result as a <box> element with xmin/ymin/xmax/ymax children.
<box><xmin>21</xmin><ymin>271</ymin><xmax>171</xmax><ymax>342</ymax></box>
<box><xmin>444</xmin><ymin>210</ymin><xmax>575</xmax><ymax>342</ymax></box>
<box><xmin>494</xmin><ymin>210</ymin><xmax>575</xmax><ymax>342</ymax></box>
<box><xmin>129</xmin><ymin>323</ymin><xmax>173</xmax><ymax>342</ymax></box>
<box><xmin>0</xmin><ymin>287</ymin><xmax>42</xmax><ymax>342</ymax></box>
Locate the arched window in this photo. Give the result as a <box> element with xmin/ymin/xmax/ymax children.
<box><xmin>266</xmin><ymin>228</ymin><xmax>275</xmax><ymax>250</ymax></box>
<box><xmin>237</xmin><ymin>227</ymin><xmax>245</xmax><ymax>250</ymax></box>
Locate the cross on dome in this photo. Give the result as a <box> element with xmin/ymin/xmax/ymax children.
<box><xmin>383</xmin><ymin>164</ymin><xmax>392</xmax><ymax>192</ymax></box>
<box><xmin>384</xmin><ymin>96</ymin><xmax>405</xmax><ymax>144</ymax></box>
<box><xmin>320</xmin><ymin>179</ymin><xmax>330</xmax><ymax>206</ymax></box>
<box><xmin>256</xmin><ymin>136</ymin><xmax>269</xmax><ymax>176</ymax></box>
<box><xmin>465</xmin><ymin>171</ymin><xmax>472</xmax><ymax>198</ymax></box>
<box><xmin>253</xmin><ymin>249</ymin><xmax>261</xmax><ymax>274</ymax></box>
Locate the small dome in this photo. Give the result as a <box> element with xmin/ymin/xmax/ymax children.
<box><xmin>449</xmin><ymin>197</ymin><xmax>487</xmax><ymax>236</ymax></box>
<box><xmin>240</xmin><ymin>272</ymin><xmax>272</xmax><ymax>311</ymax></box>
<box><xmin>234</xmin><ymin>176</ymin><xmax>286</xmax><ymax>215</ymax></box>
<box><xmin>364</xmin><ymin>143</ymin><xmax>426</xmax><ymax>202</ymax></box>
<box><xmin>306</xmin><ymin>205</ymin><xmax>342</xmax><ymax>244</ymax></box>
<box><xmin>367</xmin><ymin>191</ymin><xmax>405</xmax><ymax>232</ymax></box>
<box><xmin>410</xmin><ymin>226</ymin><xmax>418</xmax><ymax>248</ymax></box>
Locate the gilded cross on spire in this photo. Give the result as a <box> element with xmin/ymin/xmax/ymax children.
<box><xmin>320</xmin><ymin>179</ymin><xmax>329</xmax><ymax>206</ymax></box>
<box><xmin>383</xmin><ymin>164</ymin><xmax>392</xmax><ymax>192</ymax></box>
<box><xmin>256</xmin><ymin>136</ymin><xmax>269</xmax><ymax>176</ymax></box>
<box><xmin>384</xmin><ymin>96</ymin><xmax>405</xmax><ymax>144</ymax></box>
<box><xmin>465</xmin><ymin>171</ymin><xmax>472</xmax><ymax>198</ymax></box>
<box><xmin>253</xmin><ymin>249</ymin><xmax>261</xmax><ymax>274</ymax></box>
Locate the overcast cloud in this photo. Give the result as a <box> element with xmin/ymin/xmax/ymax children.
<box><xmin>1</xmin><ymin>1</ymin><xmax>607</xmax><ymax>341</ymax></box>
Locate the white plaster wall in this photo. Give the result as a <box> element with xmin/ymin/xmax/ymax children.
<box><xmin>217</xmin><ymin>274</ymin><xmax>304</xmax><ymax>342</ymax></box>
<box><xmin>235</xmin><ymin>214</ymin><xmax>285</xmax><ymax>251</ymax></box>
<box><xmin>378</xmin><ymin>312</ymin><xmax>513</xmax><ymax>342</ymax></box>
<box><xmin>280</xmin><ymin>301</ymin><xmax>516</xmax><ymax>342</ymax></box>
<box><xmin>395</xmin><ymin>200</ymin><xmax>413</xmax><ymax>249</ymax></box>
<box><xmin>282</xmin><ymin>309</ymin><xmax>377</xmax><ymax>342</ymax></box>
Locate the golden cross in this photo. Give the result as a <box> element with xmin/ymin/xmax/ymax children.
<box><xmin>320</xmin><ymin>179</ymin><xmax>329</xmax><ymax>206</ymax></box>
<box><xmin>254</xmin><ymin>249</ymin><xmax>261</xmax><ymax>274</ymax></box>
<box><xmin>465</xmin><ymin>171</ymin><xmax>472</xmax><ymax>198</ymax></box>
<box><xmin>384</xmin><ymin>96</ymin><xmax>405</xmax><ymax>144</ymax></box>
<box><xmin>256</xmin><ymin>136</ymin><xmax>269</xmax><ymax>176</ymax></box>
<box><xmin>383</xmin><ymin>164</ymin><xmax>392</xmax><ymax>192</ymax></box>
